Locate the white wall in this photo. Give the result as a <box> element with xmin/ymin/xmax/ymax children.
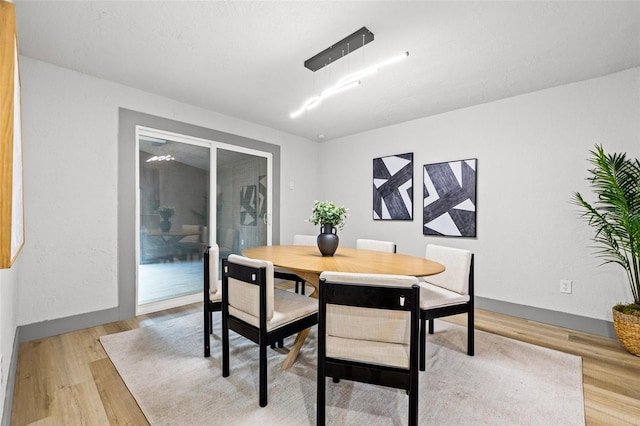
<box><xmin>16</xmin><ymin>56</ymin><xmax>320</xmax><ymax>326</ymax></box>
<box><xmin>0</xmin><ymin>262</ymin><xmax>19</xmax><ymax>422</ymax></box>
<box><xmin>319</xmin><ymin>68</ymin><xmax>640</xmax><ymax>322</ymax></box>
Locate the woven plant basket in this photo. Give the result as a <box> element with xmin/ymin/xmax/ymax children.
<box><xmin>613</xmin><ymin>308</ymin><xmax>640</xmax><ymax>357</ymax></box>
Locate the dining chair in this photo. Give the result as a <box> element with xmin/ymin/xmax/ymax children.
<box><xmin>222</xmin><ymin>254</ymin><xmax>318</xmax><ymax>407</ymax></box>
<box><xmin>274</xmin><ymin>234</ymin><xmax>317</xmax><ymax>295</ymax></box>
<box><xmin>317</xmin><ymin>271</ymin><xmax>420</xmax><ymax>425</ymax></box>
<box><xmin>203</xmin><ymin>244</ymin><xmax>221</xmax><ymax>357</ymax></box>
<box><xmin>355</xmin><ymin>238</ymin><xmax>397</xmax><ymax>253</ymax></box>
<box><xmin>176</xmin><ymin>224</ymin><xmax>206</xmax><ymax>260</ymax></box>
<box><xmin>419</xmin><ymin>244</ymin><xmax>474</xmax><ymax>371</ymax></box>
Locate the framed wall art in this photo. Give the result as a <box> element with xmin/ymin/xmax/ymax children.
<box><xmin>373</xmin><ymin>152</ymin><xmax>413</xmax><ymax>220</ymax></box>
<box><xmin>1</xmin><ymin>2</ymin><xmax>25</xmax><ymax>268</ymax></box>
<box><xmin>423</xmin><ymin>158</ymin><xmax>477</xmax><ymax>237</ymax></box>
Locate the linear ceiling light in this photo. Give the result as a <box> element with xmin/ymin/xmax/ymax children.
<box><xmin>336</xmin><ymin>51</ymin><xmax>409</xmax><ymax>87</ymax></box>
<box><xmin>304</xmin><ymin>27</ymin><xmax>374</xmax><ymax>72</ymax></box>
<box><xmin>146</xmin><ymin>155</ymin><xmax>175</xmax><ymax>162</ymax></box>
<box><xmin>290</xmin><ymin>80</ymin><xmax>361</xmax><ymax>118</ymax></box>
<box><xmin>290</xmin><ymin>51</ymin><xmax>409</xmax><ymax>119</ymax></box>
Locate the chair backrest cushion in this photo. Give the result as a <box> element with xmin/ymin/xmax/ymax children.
<box><xmin>356</xmin><ymin>238</ymin><xmax>396</xmax><ymax>253</ymax></box>
<box><xmin>424</xmin><ymin>244</ymin><xmax>472</xmax><ymax>295</ymax></box>
<box><xmin>320</xmin><ymin>272</ymin><xmax>418</xmax><ymax>345</ymax></box>
<box><xmin>180</xmin><ymin>224</ymin><xmax>202</xmax><ymax>243</ymax></box>
<box><xmin>226</xmin><ymin>254</ymin><xmax>275</xmax><ymax>320</ymax></box>
<box><xmin>208</xmin><ymin>244</ymin><xmax>219</xmax><ymax>294</ymax></box>
<box><xmin>293</xmin><ymin>234</ymin><xmax>317</xmax><ymax>246</ymax></box>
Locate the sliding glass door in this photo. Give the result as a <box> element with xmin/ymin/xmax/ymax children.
<box><xmin>216</xmin><ymin>148</ymin><xmax>269</xmax><ymax>260</ymax></box>
<box><xmin>136</xmin><ymin>127</ymin><xmax>271</xmax><ymax>314</ymax></box>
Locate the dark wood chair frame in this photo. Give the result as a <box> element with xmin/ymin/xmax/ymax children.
<box><xmin>203</xmin><ymin>246</ymin><xmax>220</xmax><ymax>358</ymax></box>
<box><xmin>273</xmin><ymin>270</ymin><xmax>307</xmax><ymax>295</ymax></box>
<box><xmin>317</xmin><ymin>278</ymin><xmax>420</xmax><ymax>426</ymax></box>
<box><xmin>419</xmin><ymin>254</ymin><xmax>474</xmax><ymax>371</ymax></box>
<box><xmin>221</xmin><ymin>258</ymin><xmax>318</xmax><ymax>407</ymax></box>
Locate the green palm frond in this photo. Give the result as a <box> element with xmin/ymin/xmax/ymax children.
<box><xmin>572</xmin><ymin>144</ymin><xmax>640</xmax><ymax>304</ymax></box>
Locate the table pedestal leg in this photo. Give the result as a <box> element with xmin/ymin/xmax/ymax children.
<box><xmin>282</xmin><ymin>327</ymin><xmax>310</xmax><ymax>370</ymax></box>
<box><xmin>281</xmin><ymin>271</ymin><xmax>320</xmax><ymax>369</ymax></box>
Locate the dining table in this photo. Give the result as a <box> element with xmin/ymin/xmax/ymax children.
<box><xmin>242</xmin><ymin>244</ymin><xmax>445</xmax><ymax>369</ymax></box>
<box><xmin>143</xmin><ymin>228</ymin><xmax>201</xmax><ymax>245</ymax></box>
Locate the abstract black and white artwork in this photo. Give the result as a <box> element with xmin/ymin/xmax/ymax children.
<box><xmin>258</xmin><ymin>175</ymin><xmax>267</xmax><ymax>217</ymax></box>
<box><xmin>373</xmin><ymin>152</ymin><xmax>413</xmax><ymax>220</ymax></box>
<box><xmin>423</xmin><ymin>159</ymin><xmax>477</xmax><ymax>237</ymax></box>
<box><xmin>240</xmin><ymin>185</ymin><xmax>257</xmax><ymax>226</ymax></box>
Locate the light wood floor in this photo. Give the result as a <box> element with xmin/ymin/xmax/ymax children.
<box><xmin>10</xmin><ymin>305</ymin><xmax>640</xmax><ymax>425</ymax></box>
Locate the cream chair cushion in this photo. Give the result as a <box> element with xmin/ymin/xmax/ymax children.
<box><xmin>227</xmin><ymin>254</ymin><xmax>275</xmax><ymax>319</ymax></box>
<box><xmin>419</xmin><ymin>244</ymin><xmax>472</xmax><ymax>310</ymax></box>
<box><xmin>326</xmin><ymin>335</ymin><xmax>411</xmax><ymax>369</ymax></box>
<box><xmin>422</xmin><ymin>244</ymin><xmax>472</xmax><ymax>294</ymax></box>
<box><xmin>355</xmin><ymin>238</ymin><xmax>396</xmax><ymax>253</ymax></box>
<box><xmin>320</xmin><ymin>271</ymin><xmax>418</xmax><ymax>368</ymax></box>
<box><xmin>180</xmin><ymin>224</ymin><xmax>202</xmax><ymax>243</ymax></box>
<box><xmin>227</xmin><ymin>255</ymin><xmax>317</xmax><ymax>331</ymax></box>
<box><xmin>419</xmin><ymin>283</ymin><xmax>470</xmax><ymax>310</ymax></box>
<box><xmin>270</xmin><ymin>289</ymin><xmax>318</xmax><ymax>330</ymax></box>
<box><xmin>208</xmin><ymin>244</ymin><xmax>222</xmax><ymax>302</ymax></box>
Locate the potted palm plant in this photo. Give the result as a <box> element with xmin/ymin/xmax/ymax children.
<box><xmin>309</xmin><ymin>200</ymin><xmax>348</xmax><ymax>256</ymax></box>
<box><xmin>573</xmin><ymin>144</ymin><xmax>640</xmax><ymax>356</ymax></box>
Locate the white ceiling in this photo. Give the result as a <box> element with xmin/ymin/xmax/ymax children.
<box><xmin>14</xmin><ymin>1</ymin><xmax>640</xmax><ymax>142</ymax></box>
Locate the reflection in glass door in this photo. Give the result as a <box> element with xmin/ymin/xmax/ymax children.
<box><xmin>137</xmin><ymin>133</ymin><xmax>210</xmax><ymax>313</ymax></box>
<box><xmin>216</xmin><ymin>148</ymin><xmax>269</xmax><ymax>259</ymax></box>
<box><xmin>136</xmin><ymin>128</ymin><xmax>272</xmax><ymax>315</ymax></box>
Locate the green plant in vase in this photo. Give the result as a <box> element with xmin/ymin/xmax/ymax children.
<box><xmin>158</xmin><ymin>206</ymin><xmax>175</xmax><ymax>232</ymax></box>
<box><xmin>309</xmin><ymin>200</ymin><xmax>348</xmax><ymax>256</ymax></box>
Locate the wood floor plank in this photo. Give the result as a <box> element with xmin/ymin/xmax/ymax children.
<box><xmin>10</xmin><ymin>305</ymin><xmax>640</xmax><ymax>425</ymax></box>
<box><xmin>89</xmin><ymin>358</ymin><xmax>149</xmax><ymax>426</ymax></box>
<box><xmin>582</xmin><ymin>359</ymin><xmax>640</xmax><ymax>400</ymax></box>
<box><xmin>12</xmin><ymin>338</ymin><xmax>59</xmax><ymax>425</ymax></box>
<box><xmin>584</xmin><ymin>382</ymin><xmax>640</xmax><ymax>425</ymax></box>
<box><xmin>48</xmin><ymin>380</ymin><xmax>110</xmax><ymax>426</ymax></box>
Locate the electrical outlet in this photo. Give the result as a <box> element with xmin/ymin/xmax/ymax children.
<box><xmin>560</xmin><ymin>279</ymin><xmax>572</xmax><ymax>294</ymax></box>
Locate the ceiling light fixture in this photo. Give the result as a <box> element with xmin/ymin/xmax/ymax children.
<box><xmin>291</xmin><ymin>26</ymin><xmax>409</xmax><ymax>119</ymax></box>
<box><xmin>290</xmin><ymin>80</ymin><xmax>361</xmax><ymax>118</ymax></box>
<box><xmin>303</xmin><ymin>27</ymin><xmax>374</xmax><ymax>72</ymax></box>
<box><xmin>335</xmin><ymin>51</ymin><xmax>410</xmax><ymax>87</ymax></box>
<box><xmin>146</xmin><ymin>155</ymin><xmax>175</xmax><ymax>162</ymax></box>
<box><xmin>290</xmin><ymin>51</ymin><xmax>409</xmax><ymax>119</ymax></box>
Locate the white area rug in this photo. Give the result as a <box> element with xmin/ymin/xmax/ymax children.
<box><xmin>100</xmin><ymin>313</ymin><xmax>585</xmax><ymax>425</ymax></box>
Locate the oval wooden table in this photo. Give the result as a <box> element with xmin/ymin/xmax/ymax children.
<box><xmin>242</xmin><ymin>245</ymin><xmax>445</xmax><ymax>369</ymax></box>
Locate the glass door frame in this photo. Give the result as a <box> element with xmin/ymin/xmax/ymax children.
<box><xmin>135</xmin><ymin>125</ymin><xmax>273</xmax><ymax>315</ymax></box>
